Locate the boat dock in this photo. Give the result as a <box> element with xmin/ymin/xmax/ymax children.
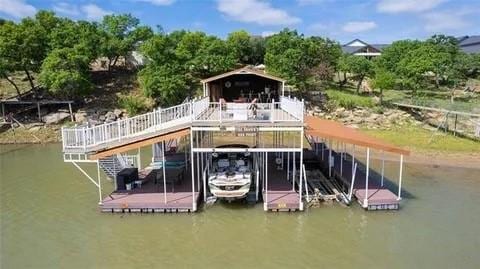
<box><xmin>60</xmin><ymin>67</ymin><xmax>408</xmax><ymax>214</ymax></box>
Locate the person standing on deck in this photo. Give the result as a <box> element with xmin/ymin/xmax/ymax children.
<box><xmin>248</xmin><ymin>98</ymin><xmax>258</xmax><ymax>119</ymax></box>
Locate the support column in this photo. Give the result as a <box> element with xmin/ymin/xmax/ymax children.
<box><xmin>328</xmin><ymin>141</ymin><xmax>332</xmax><ymax>178</ymax></box>
<box><xmin>97</xmin><ymin>161</ymin><xmax>102</xmax><ymax>205</ymax></box>
<box><xmin>292</xmin><ymin>151</ymin><xmax>296</xmax><ymax>190</ymax></box>
<box><xmin>162</xmin><ymin>141</ymin><xmax>167</xmax><ymax>204</ymax></box>
<box><xmin>68</xmin><ymin>103</ymin><xmax>74</xmax><ymax>122</ymax></box>
<box><xmin>287</xmin><ymin>151</ymin><xmax>290</xmax><ymax>181</ymax></box>
<box><xmin>398</xmin><ymin>154</ymin><xmax>404</xmax><ymax>200</ymax></box>
<box><xmin>381</xmin><ymin>150</ymin><xmax>385</xmax><ymax>187</ymax></box>
<box><xmin>299</xmin><ymin>129</ymin><xmax>304</xmax><ymax>211</ymax></box>
<box><xmin>37</xmin><ymin>102</ymin><xmax>41</xmax><ymax>121</ymax></box>
<box><xmin>364</xmin><ymin>148</ymin><xmax>370</xmax><ymax>208</ymax></box>
<box><xmin>190</xmin><ymin>132</ymin><xmax>196</xmax><ymax>211</ymax></box>
<box><xmin>264</xmin><ymin>152</ymin><xmax>268</xmax><ymax>211</ymax></box>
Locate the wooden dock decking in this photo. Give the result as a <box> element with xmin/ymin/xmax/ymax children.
<box><xmin>312</xmin><ymin>142</ymin><xmax>400</xmax><ymax>210</ymax></box>
<box><xmin>262</xmin><ymin>157</ymin><xmax>301</xmax><ymax>212</ymax></box>
<box><xmin>100</xmin><ymin>165</ymin><xmax>200</xmax><ymax>213</ymax></box>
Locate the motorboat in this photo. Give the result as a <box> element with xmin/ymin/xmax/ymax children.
<box><xmin>208</xmin><ymin>149</ymin><xmax>252</xmax><ymax>200</ymax></box>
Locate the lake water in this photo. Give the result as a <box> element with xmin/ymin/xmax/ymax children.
<box><xmin>1</xmin><ymin>144</ymin><xmax>479</xmax><ymax>268</ymax></box>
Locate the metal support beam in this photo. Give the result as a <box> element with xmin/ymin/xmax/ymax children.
<box><xmin>264</xmin><ymin>152</ymin><xmax>268</xmax><ymax>211</ymax></box>
<box><xmin>398</xmin><ymin>154</ymin><xmax>404</xmax><ymax>200</ymax></box>
<box><xmin>162</xmin><ymin>141</ymin><xmax>167</xmax><ymax>204</ymax></box>
<box><xmin>96</xmin><ymin>161</ymin><xmax>102</xmax><ymax>204</ymax></box>
<box><xmin>190</xmin><ymin>131</ymin><xmax>196</xmax><ymax>211</ymax></box>
<box><xmin>364</xmin><ymin>148</ymin><xmax>370</xmax><ymax>208</ymax></box>
<box><xmin>381</xmin><ymin>150</ymin><xmax>385</xmax><ymax>187</ymax></box>
<box><xmin>299</xmin><ymin>129</ymin><xmax>304</xmax><ymax>210</ymax></box>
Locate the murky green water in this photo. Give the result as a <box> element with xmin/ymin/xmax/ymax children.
<box><xmin>1</xmin><ymin>144</ymin><xmax>480</xmax><ymax>268</ymax></box>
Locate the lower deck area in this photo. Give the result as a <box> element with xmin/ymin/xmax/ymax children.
<box><xmin>313</xmin><ymin>142</ymin><xmax>400</xmax><ymax>210</ymax></box>
<box><xmin>262</xmin><ymin>157</ymin><xmax>300</xmax><ymax>211</ymax></box>
<box><xmin>101</xmin><ymin>162</ymin><xmax>200</xmax><ymax>213</ymax></box>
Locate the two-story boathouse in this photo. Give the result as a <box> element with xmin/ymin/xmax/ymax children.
<box><xmin>61</xmin><ymin>67</ymin><xmax>408</xmax><ymax>213</ymax></box>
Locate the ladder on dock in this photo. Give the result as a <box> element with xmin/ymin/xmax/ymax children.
<box><xmin>98</xmin><ymin>154</ymin><xmax>138</xmax><ymax>180</ymax></box>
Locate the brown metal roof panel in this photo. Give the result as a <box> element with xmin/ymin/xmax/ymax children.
<box><xmin>305</xmin><ymin>116</ymin><xmax>410</xmax><ymax>155</ymax></box>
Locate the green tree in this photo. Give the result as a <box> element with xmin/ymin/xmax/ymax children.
<box><xmin>39</xmin><ymin>47</ymin><xmax>92</xmax><ymax>97</ymax></box>
<box><xmin>0</xmin><ymin>17</ymin><xmax>49</xmax><ymax>91</ymax></box>
<box><xmin>265</xmin><ymin>29</ymin><xmax>341</xmax><ymax>91</ymax></box>
<box><xmin>100</xmin><ymin>14</ymin><xmax>153</xmax><ymax>70</ymax></box>
<box><xmin>371</xmin><ymin>68</ymin><xmax>395</xmax><ymax>104</ymax></box>
<box><xmin>227</xmin><ymin>30</ymin><xmax>253</xmax><ymax>64</ymax></box>
<box><xmin>344</xmin><ymin>55</ymin><xmax>374</xmax><ymax>93</ymax></box>
<box><xmin>138</xmin><ymin>64</ymin><xmax>187</xmax><ymax>106</ymax></box>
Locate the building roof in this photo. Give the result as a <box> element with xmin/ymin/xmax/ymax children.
<box><xmin>305</xmin><ymin>116</ymin><xmax>410</xmax><ymax>155</ymax></box>
<box><xmin>457</xmin><ymin>35</ymin><xmax>480</xmax><ymax>53</ymax></box>
<box><xmin>200</xmin><ymin>66</ymin><xmax>286</xmax><ymax>83</ymax></box>
<box><xmin>342</xmin><ymin>39</ymin><xmax>389</xmax><ymax>54</ymax></box>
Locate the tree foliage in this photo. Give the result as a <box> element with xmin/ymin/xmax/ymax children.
<box><xmin>99</xmin><ymin>14</ymin><xmax>153</xmax><ymax>70</ymax></box>
<box><xmin>265</xmin><ymin>29</ymin><xmax>341</xmax><ymax>91</ymax></box>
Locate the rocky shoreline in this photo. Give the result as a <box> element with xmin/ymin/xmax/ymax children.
<box><xmin>307</xmin><ymin>105</ymin><xmax>423</xmax><ymax>130</ymax></box>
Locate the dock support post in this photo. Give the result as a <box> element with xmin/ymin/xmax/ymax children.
<box><xmin>299</xmin><ymin>129</ymin><xmax>304</xmax><ymax>211</ymax></box>
<box><xmin>397</xmin><ymin>154</ymin><xmax>404</xmax><ymax>200</ymax></box>
<box><xmin>137</xmin><ymin>147</ymin><xmax>141</xmax><ymax>168</ymax></box>
<box><xmin>292</xmin><ymin>151</ymin><xmax>296</xmax><ymax>190</ymax></box>
<box><xmin>37</xmin><ymin>102</ymin><xmax>41</xmax><ymax>121</ymax></box>
<box><xmin>196</xmin><ymin>134</ymin><xmax>200</xmax><ymax>189</ymax></box>
<box><xmin>381</xmin><ymin>150</ymin><xmax>385</xmax><ymax>187</ymax></box>
<box><xmin>68</xmin><ymin>102</ymin><xmax>74</xmax><ymax>122</ymax></box>
<box><xmin>264</xmin><ymin>152</ymin><xmax>268</xmax><ymax>211</ymax></box>
<box><xmin>97</xmin><ymin>161</ymin><xmax>102</xmax><ymax>205</ymax></box>
<box><xmin>162</xmin><ymin>141</ymin><xmax>167</xmax><ymax>204</ymax></box>
<box><xmin>340</xmin><ymin>143</ymin><xmax>343</xmax><ymax>177</ymax></box>
<box><xmin>190</xmin><ymin>131</ymin><xmax>196</xmax><ymax>211</ymax></box>
<box><xmin>352</xmin><ymin>145</ymin><xmax>355</xmax><ymax>177</ymax></box>
<box><xmin>328</xmin><ymin>141</ymin><xmax>332</xmax><ymax>178</ymax></box>
<box><xmin>287</xmin><ymin>151</ymin><xmax>290</xmax><ymax>181</ymax></box>
<box><xmin>364</xmin><ymin>148</ymin><xmax>370</xmax><ymax>208</ymax></box>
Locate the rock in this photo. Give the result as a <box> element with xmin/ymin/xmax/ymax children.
<box><xmin>99</xmin><ymin>115</ymin><xmax>106</xmax><ymax>121</ymax></box>
<box><xmin>74</xmin><ymin>112</ymin><xmax>87</xmax><ymax>123</ymax></box>
<box><xmin>29</xmin><ymin>126</ymin><xmax>42</xmax><ymax>132</ymax></box>
<box><xmin>105</xmin><ymin>111</ymin><xmax>117</xmax><ymax>121</ymax></box>
<box><xmin>113</xmin><ymin>108</ymin><xmax>123</xmax><ymax>117</ymax></box>
<box><xmin>42</xmin><ymin>112</ymin><xmax>70</xmax><ymax>125</ymax></box>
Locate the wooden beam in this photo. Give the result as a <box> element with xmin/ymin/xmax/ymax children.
<box><xmin>90</xmin><ymin>128</ymin><xmax>190</xmax><ymax>160</ymax></box>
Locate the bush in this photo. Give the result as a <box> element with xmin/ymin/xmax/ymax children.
<box><xmin>325</xmin><ymin>88</ymin><xmax>375</xmax><ymax>109</ymax></box>
<box><xmin>119</xmin><ymin>94</ymin><xmax>150</xmax><ymax>116</ymax></box>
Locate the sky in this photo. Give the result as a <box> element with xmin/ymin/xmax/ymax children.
<box><xmin>0</xmin><ymin>0</ymin><xmax>479</xmax><ymax>44</ymax></box>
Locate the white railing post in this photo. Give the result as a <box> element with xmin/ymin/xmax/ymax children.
<box><xmin>271</xmin><ymin>99</ymin><xmax>275</xmax><ymax>122</ymax></box>
<box><xmin>83</xmin><ymin>127</ymin><xmax>87</xmax><ymax>151</ymax></box>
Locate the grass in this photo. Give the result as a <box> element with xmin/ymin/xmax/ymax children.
<box><xmin>362</xmin><ymin>124</ymin><xmax>480</xmax><ymax>153</ymax></box>
<box><xmin>0</xmin><ymin>72</ymin><xmax>36</xmax><ymax>99</ymax></box>
<box><xmin>324</xmin><ymin>86</ymin><xmax>375</xmax><ymax>109</ymax></box>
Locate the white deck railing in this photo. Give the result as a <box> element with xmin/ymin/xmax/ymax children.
<box><xmin>62</xmin><ymin>96</ymin><xmax>304</xmax><ymax>152</ymax></box>
<box><xmin>280</xmin><ymin>96</ymin><xmax>304</xmax><ymax>121</ymax></box>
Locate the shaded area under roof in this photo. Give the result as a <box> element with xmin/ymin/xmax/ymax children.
<box><xmin>305</xmin><ymin>116</ymin><xmax>410</xmax><ymax>155</ymax></box>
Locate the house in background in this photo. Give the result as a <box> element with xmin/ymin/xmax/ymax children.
<box><xmin>341</xmin><ymin>39</ymin><xmax>389</xmax><ymax>58</ymax></box>
<box><xmin>457</xmin><ymin>35</ymin><xmax>480</xmax><ymax>54</ymax></box>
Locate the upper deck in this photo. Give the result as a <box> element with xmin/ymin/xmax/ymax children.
<box><xmin>61</xmin><ymin>96</ymin><xmax>304</xmax><ymax>154</ymax></box>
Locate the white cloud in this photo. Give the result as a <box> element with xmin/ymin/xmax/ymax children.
<box><xmin>261</xmin><ymin>31</ymin><xmax>277</xmax><ymax>37</ymax></box>
<box><xmin>422</xmin><ymin>11</ymin><xmax>470</xmax><ymax>32</ymax></box>
<box><xmin>53</xmin><ymin>2</ymin><xmax>80</xmax><ymax>17</ymax></box>
<box><xmin>342</xmin><ymin>21</ymin><xmax>377</xmax><ymax>33</ymax></box>
<box><xmin>377</xmin><ymin>0</ymin><xmax>446</xmax><ymax>13</ymax></box>
<box><xmin>0</xmin><ymin>0</ymin><xmax>36</xmax><ymax>18</ymax></box>
<box><xmin>81</xmin><ymin>4</ymin><xmax>112</xmax><ymax>21</ymax></box>
<box><xmin>135</xmin><ymin>0</ymin><xmax>176</xmax><ymax>6</ymax></box>
<box><xmin>217</xmin><ymin>0</ymin><xmax>301</xmax><ymax>26</ymax></box>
